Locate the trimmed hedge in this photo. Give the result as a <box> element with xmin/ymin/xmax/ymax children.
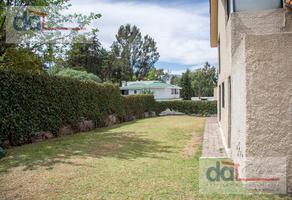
<box><xmin>155</xmin><ymin>100</ymin><xmax>217</xmax><ymax>116</ymax></box>
<box><xmin>0</xmin><ymin>69</ymin><xmax>125</xmax><ymax>146</ymax></box>
<box><xmin>0</xmin><ymin>69</ymin><xmax>217</xmax><ymax>148</ymax></box>
<box><xmin>0</xmin><ymin>140</ymin><xmax>5</xmax><ymax>158</ymax></box>
<box><xmin>0</xmin><ymin>148</ymin><xmax>5</xmax><ymax>159</ymax></box>
<box><xmin>123</xmin><ymin>95</ymin><xmax>155</xmax><ymax>119</ymax></box>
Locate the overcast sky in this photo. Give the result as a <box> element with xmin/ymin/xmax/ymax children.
<box><xmin>70</xmin><ymin>0</ymin><xmax>217</xmax><ymax>74</ymax></box>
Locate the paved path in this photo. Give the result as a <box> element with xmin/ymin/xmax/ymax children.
<box><xmin>201</xmin><ymin>117</ymin><xmax>227</xmax><ymax>158</ymax></box>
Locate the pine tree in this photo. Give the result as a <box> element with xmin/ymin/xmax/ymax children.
<box><xmin>180</xmin><ymin>69</ymin><xmax>193</xmax><ymax>100</ymax></box>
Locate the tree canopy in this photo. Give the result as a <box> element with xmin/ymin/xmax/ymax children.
<box><xmin>110</xmin><ymin>24</ymin><xmax>160</xmax><ymax>82</ymax></box>
<box><xmin>175</xmin><ymin>62</ymin><xmax>218</xmax><ymax>100</ymax></box>
<box><xmin>180</xmin><ymin>69</ymin><xmax>193</xmax><ymax>100</ymax></box>
<box><xmin>0</xmin><ymin>0</ymin><xmax>100</xmax><ymax>72</ymax></box>
<box><xmin>56</xmin><ymin>68</ymin><xmax>102</xmax><ymax>83</ymax></box>
<box><xmin>192</xmin><ymin>62</ymin><xmax>217</xmax><ymax>97</ymax></box>
<box><xmin>0</xmin><ymin>1</ymin><xmax>219</xmax><ymax>98</ymax></box>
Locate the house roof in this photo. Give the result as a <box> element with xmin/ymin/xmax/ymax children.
<box><xmin>120</xmin><ymin>81</ymin><xmax>181</xmax><ymax>90</ymax></box>
<box><xmin>210</xmin><ymin>0</ymin><xmax>218</xmax><ymax>48</ymax></box>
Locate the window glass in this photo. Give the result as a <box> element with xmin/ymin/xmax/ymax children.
<box><xmin>222</xmin><ymin>82</ymin><xmax>225</xmax><ymax>108</ymax></box>
<box><xmin>218</xmin><ymin>39</ymin><xmax>221</xmax><ymax>74</ymax></box>
<box><xmin>234</xmin><ymin>0</ymin><xmax>282</xmax><ymax>12</ymax></box>
<box><xmin>227</xmin><ymin>0</ymin><xmax>234</xmax><ymax>16</ymax></box>
<box><xmin>219</xmin><ymin>85</ymin><xmax>222</xmax><ymax>121</ymax></box>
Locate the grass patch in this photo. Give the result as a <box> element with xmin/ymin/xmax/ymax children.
<box><xmin>0</xmin><ymin>116</ymin><xmax>288</xmax><ymax>199</ymax></box>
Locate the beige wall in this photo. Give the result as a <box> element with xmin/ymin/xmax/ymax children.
<box><xmin>213</xmin><ymin>87</ymin><xmax>218</xmax><ymax>100</ymax></box>
<box><xmin>230</xmin><ymin>38</ymin><xmax>246</xmax><ymax>165</ymax></box>
<box><xmin>230</xmin><ymin>9</ymin><xmax>288</xmax><ymax>55</ymax></box>
<box><xmin>245</xmin><ymin>33</ymin><xmax>292</xmax><ymax>193</ymax></box>
<box><xmin>217</xmin><ymin>0</ymin><xmax>232</xmax><ymax>150</ymax></box>
<box><xmin>219</xmin><ymin>5</ymin><xmax>292</xmax><ymax>148</ymax></box>
<box><xmin>217</xmin><ymin>1</ymin><xmax>292</xmax><ymax>193</ymax></box>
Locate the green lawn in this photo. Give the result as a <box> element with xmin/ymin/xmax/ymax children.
<box><xmin>0</xmin><ymin>116</ymin><xmax>288</xmax><ymax>199</ymax></box>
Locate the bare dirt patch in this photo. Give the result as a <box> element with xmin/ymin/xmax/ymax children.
<box><xmin>181</xmin><ymin>132</ymin><xmax>202</xmax><ymax>159</ymax></box>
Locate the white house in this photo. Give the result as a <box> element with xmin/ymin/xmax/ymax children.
<box><xmin>120</xmin><ymin>81</ymin><xmax>182</xmax><ymax>101</ymax></box>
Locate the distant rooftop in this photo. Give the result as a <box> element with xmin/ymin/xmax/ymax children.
<box><xmin>120</xmin><ymin>81</ymin><xmax>181</xmax><ymax>90</ymax></box>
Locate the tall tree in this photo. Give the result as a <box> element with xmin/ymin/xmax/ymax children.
<box><xmin>192</xmin><ymin>62</ymin><xmax>217</xmax><ymax>97</ymax></box>
<box><xmin>170</xmin><ymin>75</ymin><xmax>181</xmax><ymax>86</ymax></box>
<box><xmin>111</xmin><ymin>24</ymin><xmax>141</xmax><ymax>81</ymax></box>
<box><xmin>135</xmin><ymin>35</ymin><xmax>160</xmax><ymax>80</ymax></box>
<box><xmin>145</xmin><ymin>68</ymin><xmax>165</xmax><ymax>81</ymax></box>
<box><xmin>111</xmin><ymin>24</ymin><xmax>159</xmax><ymax>82</ymax></box>
<box><xmin>180</xmin><ymin>69</ymin><xmax>193</xmax><ymax>100</ymax></box>
<box><xmin>109</xmin><ymin>43</ymin><xmax>131</xmax><ymax>83</ymax></box>
<box><xmin>66</xmin><ymin>34</ymin><xmax>109</xmax><ymax>80</ymax></box>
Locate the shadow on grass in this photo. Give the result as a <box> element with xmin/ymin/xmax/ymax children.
<box><xmin>0</xmin><ymin>121</ymin><xmax>175</xmax><ymax>173</ymax></box>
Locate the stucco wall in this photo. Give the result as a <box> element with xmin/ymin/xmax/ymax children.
<box><xmin>217</xmin><ymin>0</ymin><xmax>233</xmax><ymax>149</ymax></box>
<box><xmin>217</xmin><ymin>5</ymin><xmax>292</xmax><ymax>193</ymax></box>
<box><xmin>245</xmin><ymin>33</ymin><xmax>292</xmax><ymax>193</ymax></box>
<box><xmin>230</xmin><ymin>9</ymin><xmax>292</xmax><ymax>55</ymax></box>
<box><xmin>219</xmin><ymin>7</ymin><xmax>292</xmax><ymax>149</ymax></box>
<box><xmin>230</xmin><ymin>38</ymin><xmax>246</xmax><ymax>166</ymax></box>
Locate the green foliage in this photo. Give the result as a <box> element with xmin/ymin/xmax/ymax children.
<box><xmin>135</xmin><ymin>35</ymin><xmax>160</xmax><ymax>80</ymax></box>
<box><xmin>111</xmin><ymin>24</ymin><xmax>160</xmax><ymax>82</ymax></box>
<box><xmin>56</xmin><ymin>68</ymin><xmax>102</xmax><ymax>83</ymax></box>
<box><xmin>0</xmin><ymin>69</ymin><xmax>157</xmax><ymax>146</ymax></box>
<box><xmin>155</xmin><ymin>101</ymin><xmax>217</xmax><ymax>116</ymax></box>
<box><xmin>123</xmin><ymin>95</ymin><xmax>155</xmax><ymax>118</ymax></box>
<box><xmin>180</xmin><ymin>69</ymin><xmax>193</xmax><ymax>100</ymax></box>
<box><xmin>0</xmin><ymin>147</ymin><xmax>5</xmax><ymax>159</ymax></box>
<box><xmin>47</xmin><ymin>65</ymin><xmax>62</xmax><ymax>76</ymax></box>
<box><xmin>66</xmin><ymin>35</ymin><xmax>105</xmax><ymax>77</ymax></box>
<box><xmin>192</xmin><ymin>62</ymin><xmax>217</xmax><ymax>97</ymax></box>
<box><xmin>0</xmin><ymin>135</ymin><xmax>6</xmax><ymax>158</ymax></box>
<box><xmin>176</xmin><ymin>62</ymin><xmax>218</xmax><ymax>99</ymax></box>
<box><xmin>145</xmin><ymin>68</ymin><xmax>169</xmax><ymax>82</ymax></box>
<box><xmin>0</xmin><ymin>0</ymin><xmax>101</xmax><ymax>72</ymax></box>
<box><xmin>170</xmin><ymin>75</ymin><xmax>181</xmax><ymax>86</ymax></box>
<box><xmin>0</xmin><ymin>69</ymin><xmax>123</xmax><ymax>146</ymax></box>
<box><xmin>0</xmin><ymin>48</ymin><xmax>44</xmax><ymax>73</ymax></box>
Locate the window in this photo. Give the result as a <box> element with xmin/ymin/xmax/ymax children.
<box><xmin>121</xmin><ymin>90</ymin><xmax>129</xmax><ymax>95</ymax></box>
<box><xmin>227</xmin><ymin>0</ymin><xmax>234</xmax><ymax>18</ymax></box>
<box><xmin>219</xmin><ymin>85</ymin><xmax>222</xmax><ymax>121</ymax></box>
<box><xmin>172</xmin><ymin>89</ymin><xmax>178</xmax><ymax>95</ymax></box>
<box><xmin>228</xmin><ymin>77</ymin><xmax>232</xmax><ymax>148</ymax></box>
<box><xmin>218</xmin><ymin>39</ymin><xmax>221</xmax><ymax>74</ymax></box>
<box><xmin>134</xmin><ymin>90</ymin><xmax>137</xmax><ymax>94</ymax></box>
<box><xmin>234</xmin><ymin>0</ymin><xmax>282</xmax><ymax>12</ymax></box>
<box><xmin>222</xmin><ymin>82</ymin><xmax>225</xmax><ymax>108</ymax></box>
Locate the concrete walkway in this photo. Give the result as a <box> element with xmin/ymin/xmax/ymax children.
<box><xmin>201</xmin><ymin>117</ymin><xmax>227</xmax><ymax>158</ymax></box>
